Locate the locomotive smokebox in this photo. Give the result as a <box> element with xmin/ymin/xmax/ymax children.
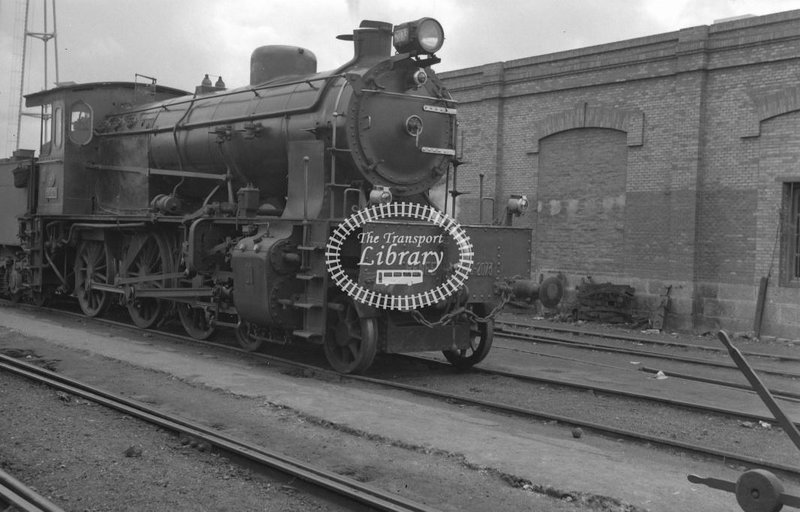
<box><xmin>250</xmin><ymin>45</ymin><xmax>317</xmax><ymax>85</ymax></box>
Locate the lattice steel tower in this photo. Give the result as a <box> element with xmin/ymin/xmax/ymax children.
<box><xmin>4</xmin><ymin>0</ymin><xmax>60</xmax><ymax>154</ymax></box>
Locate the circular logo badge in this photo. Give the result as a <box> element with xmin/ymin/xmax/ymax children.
<box><xmin>325</xmin><ymin>203</ymin><xmax>473</xmax><ymax>311</ymax></box>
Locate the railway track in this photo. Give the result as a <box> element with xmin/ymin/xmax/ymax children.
<box><xmin>483</xmin><ymin>331</ymin><xmax>800</xmax><ymax>409</ymax></box>
<box><xmin>0</xmin><ymin>467</ymin><xmax>65</xmax><ymax>512</ymax></box>
<box><xmin>0</xmin><ymin>351</ymin><xmax>441</xmax><ymax>512</ymax></box>
<box><xmin>498</xmin><ymin>319</ymin><xmax>800</xmax><ymax>357</ymax></box>
<box><xmin>495</xmin><ymin>321</ymin><xmax>800</xmax><ymax>380</ymax></box>
<box><xmin>489</xmin><ymin>321</ymin><xmax>800</xmax><ymax>410</ymax></box>
<box><xmin>398</xmin><ymin>350</ymin><xmax>800</xmax><ymax>426</ymax></box>
<box><xmin>4</xmin><ymin>301</ymin><xmax>800</xmax><ymax>479</ymax></box>
<box><xmin>359</xmin><ymin>369</ymin><xmax>800</xmax><ymax>476</ymax></box>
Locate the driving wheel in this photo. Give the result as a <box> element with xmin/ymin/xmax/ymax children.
<box><xmin>74</xmin><ymin>240</ymin><xmax>111</xmax><ymax>317</ymax></box>
<box><xmin>120</xmin><ymin>232</ymin><xmax>172</xmax><ymax>328</ymax></box>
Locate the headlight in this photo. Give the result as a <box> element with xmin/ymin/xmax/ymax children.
<box><xmin>369</xmin><ymin>187</ymin><xmax>393</xmax><ymax>205</ymax></box>
<box><xmin>393</xmin><ymin>18</ymin><xmax>444</xmax><ymax>56</ymax></box>
<box><xmin>507</xmin><ymin>195</ymin><xmax>529</xmax><ymax>216</ymax></box>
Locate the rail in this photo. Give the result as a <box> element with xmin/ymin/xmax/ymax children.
<box><xmin>6</xmin><ymin>301</ymin><xmax>799</xmax><ymax>484</ymax></box>
<box><xmin>0</xmin><ymin>467</ymin><xmax>65</xmax><ymax>512</ymax></box>
<box><xmin>0</xmin><ymin>353</ymin><xmax>441</xmax><ymax>512</ymax></box>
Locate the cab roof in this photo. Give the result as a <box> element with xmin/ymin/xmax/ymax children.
<box><xmin>25</xmin><ymin>81</ymin><xmax>190</xmax><ymax>107</ymax></box>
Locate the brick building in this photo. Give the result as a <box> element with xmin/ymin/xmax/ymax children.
<box><xmin>439</xmin><ymin>10</ymin><xmax>800</xmax><ymax>338</ymax></box>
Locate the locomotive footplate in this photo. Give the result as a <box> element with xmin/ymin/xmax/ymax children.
<box><xmin>384</xmin><ymin>318</ymin><xmax>470</xmax><ymax>353</ymax></box>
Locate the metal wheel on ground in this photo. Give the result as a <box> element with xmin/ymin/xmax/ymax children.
<box><xmin>74</xmin><ymin>240</ymin><xmax>111</xmax><ymax>317</ymax></box>
<box><xmin>120</xmin><ymin>232</ymin><xmax>172</xmax><ymax>329</ymax></box>
<box><xmin>443</xmin><ymin>303</ymin><xmax>494</xmax><ymax>369</ymax></box>
<box><xmin>6</xmin><ymin>266</ymin><xmax>24</xmax><ymax>303</ymax></box>
<box><xmin>178</xmin><ymin>303</ymin><xmax>215</xmax><ymax>340</ymax></box>
<box><xmin>32</xmin><ymin>288</ymin><xmax>54</xmax><ymax>307</ymax></box>
<box><xmin>235</xmin><ymin>321</ymin><xmax>263</xmax><ymax>351</ymax></box>
<box><xmin>177</xmin><ymin>275</ymin><xmax>215</xmax><ymax>340</ymax></box>
<box><xmin>325</xmin><ymin>300</ymin><xmax>378</xmax><ymax>374</ymax></box>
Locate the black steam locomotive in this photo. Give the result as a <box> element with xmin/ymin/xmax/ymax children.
<box><xmin>0</xmin><ymin>18</ymin><xmax>561</xmax><ymax>373</ymax></box>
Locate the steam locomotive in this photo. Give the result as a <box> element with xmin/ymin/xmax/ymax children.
<box><xmin>0</xmin><ymin>18</ymin><xmax>562</xmax><ymax>373</ymax></box>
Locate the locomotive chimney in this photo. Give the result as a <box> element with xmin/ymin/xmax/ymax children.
<box><xmin>349</xmin><ymin>20</ymin><xmax>393</xmax><ymax>63</ymax></box>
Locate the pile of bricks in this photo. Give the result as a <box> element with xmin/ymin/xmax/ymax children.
<box><xmin>576</xmin><ymin>282</ymin><xmax>635</xmax><ymax>323</ymax></box>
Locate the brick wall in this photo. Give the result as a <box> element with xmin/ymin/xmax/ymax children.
<box><xmin>535</xmin><ymin>128</ymin><xmax>626</xmax><ymax>274</ymax></box>
<box><xmin>439</xmin><ymin>10</ymin><xmax>800</xmax><ymax>338</ymax></box>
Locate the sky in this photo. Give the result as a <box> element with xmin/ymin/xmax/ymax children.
<box><xmin>3</xmin><ymin>0</ymin><xmax>800</xmax><ymax>156</ymax></box>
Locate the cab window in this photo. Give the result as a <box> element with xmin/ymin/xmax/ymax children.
<box><xmin>53</xmin><ymin>106</ymin><xmax>64</xmax><ymax>149</ymax></box>
<box><xmin>69</xmin><ymin>101</ymin><xmax>93</xmax><ymax>145</ymax></box>
<box><xmin>40</xmin><ymin>104</ymin><xmax>53</xmax><ymax>155</ymax></box>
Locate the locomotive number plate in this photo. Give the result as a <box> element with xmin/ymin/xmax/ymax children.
<box><xmin>471</xmin><ymin>261</ymin><xmax>495</xmax><ymax>276</ymax></box>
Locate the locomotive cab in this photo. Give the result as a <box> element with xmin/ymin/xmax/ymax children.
<box><xmin>26</xmin><ymin>86</ymin><xmax>93</xmax><ymax>216</ymax></box>
<box><xmin>24</xmin><ymin>82</ymin><xmax>188</xmax><ymax>215</ymax></box>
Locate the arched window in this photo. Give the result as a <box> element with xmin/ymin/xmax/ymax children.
<box><xmin>69</xmin><ymin>101</ymin><xmax>93</xmax><ymax>145</ymax></box>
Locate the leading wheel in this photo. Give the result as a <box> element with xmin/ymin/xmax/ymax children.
<box><xmin>325</xmin><ymin>300</ymin><xmax>378</xmax><ymax>374</ymax></box>
<box><xmin>235</xmin><ymin>321</ymin><xmax>263</xmax><ymax>352</ymax></box>
<box><xmin>443</xmin><ymin>303</ymin><xmax>494</xmax><ymax>369</ymax></box>
<box><xmin>178</xmin><ymin>303</ymin><xmax>215</xmax><ymax>340</ymax></box>
<box><xmin>120</xmin><ymin>232</ymin><xmax>172</xmax><ymax>329</ymax></box>
<box><xmin>74</xmin><ymin>240</ymin><xmax>111</xmax><ymax>317</ymax></box>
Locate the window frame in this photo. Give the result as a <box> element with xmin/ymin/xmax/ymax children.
<box><xmin>68</xmin><ymin>101</ymin><xmax>93</xmax><ymax>145</ymax></box>
<box><xmin>53</xmin><ymin>105</ymin><xmax>64</xmax><ymax>149</ymax></box>
<box><xmin>39</xmin><ymin>104</ymin><xmax>53</xmax><ymax>156</ymax></box>
<box><xmin>780</xmin><ymin>181</ymin><xmax>800</xmax><ymax>287</ymax></box>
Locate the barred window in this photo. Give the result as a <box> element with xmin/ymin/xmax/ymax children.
<box><xmin>784</xmin><ymin>182</ymin><xmax>800</xmax><ymax>284</ymax></box>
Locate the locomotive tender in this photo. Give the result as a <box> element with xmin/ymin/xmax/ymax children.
<box><xmin>0</xmin><ymin>18</ymin><xmax>561</xmax><ymax>373</ymax></box>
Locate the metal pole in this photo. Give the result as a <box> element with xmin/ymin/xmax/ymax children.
<box><xmin>42</xmin><ymin>0</ymin><xmax>48</xmax><ymax>89</ymax></box>
<box><xmin>479</xmin><ymin>173</ymin><xmax>484</xmax><ymax>224</ymax></box>
<box><xmin>718</xmin><ymin>330</ymin><xmax>800</xmax><ymax>452</ymax></box>
<box><xmin>51</xmin><ymin>0</ymin><xmax>59</xmax><ymax>84</ymax></box>
<box><xmin>450</xmin><ymin>168</ymin><xmax>457</xmax><ymax>218</ymax></box>
<box><xmin>16</xmin><ymin>0</ymin><xmax>31</xmax><ymax>151</ymax></box>
<box><xmin>303</xmin><ymin>156</ymin><xmax>309</xmax><ymax>221</ymax></box>
<box><xmin>443</xmin><ymin>168</ymin><xmax>450</xmax><ymax>214</ymax></box>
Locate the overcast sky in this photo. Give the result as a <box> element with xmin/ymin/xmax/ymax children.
<box><xmin>3</xmin><ymin>0</ymin><xmax>800</xmax><ymax>156</ymax></box>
